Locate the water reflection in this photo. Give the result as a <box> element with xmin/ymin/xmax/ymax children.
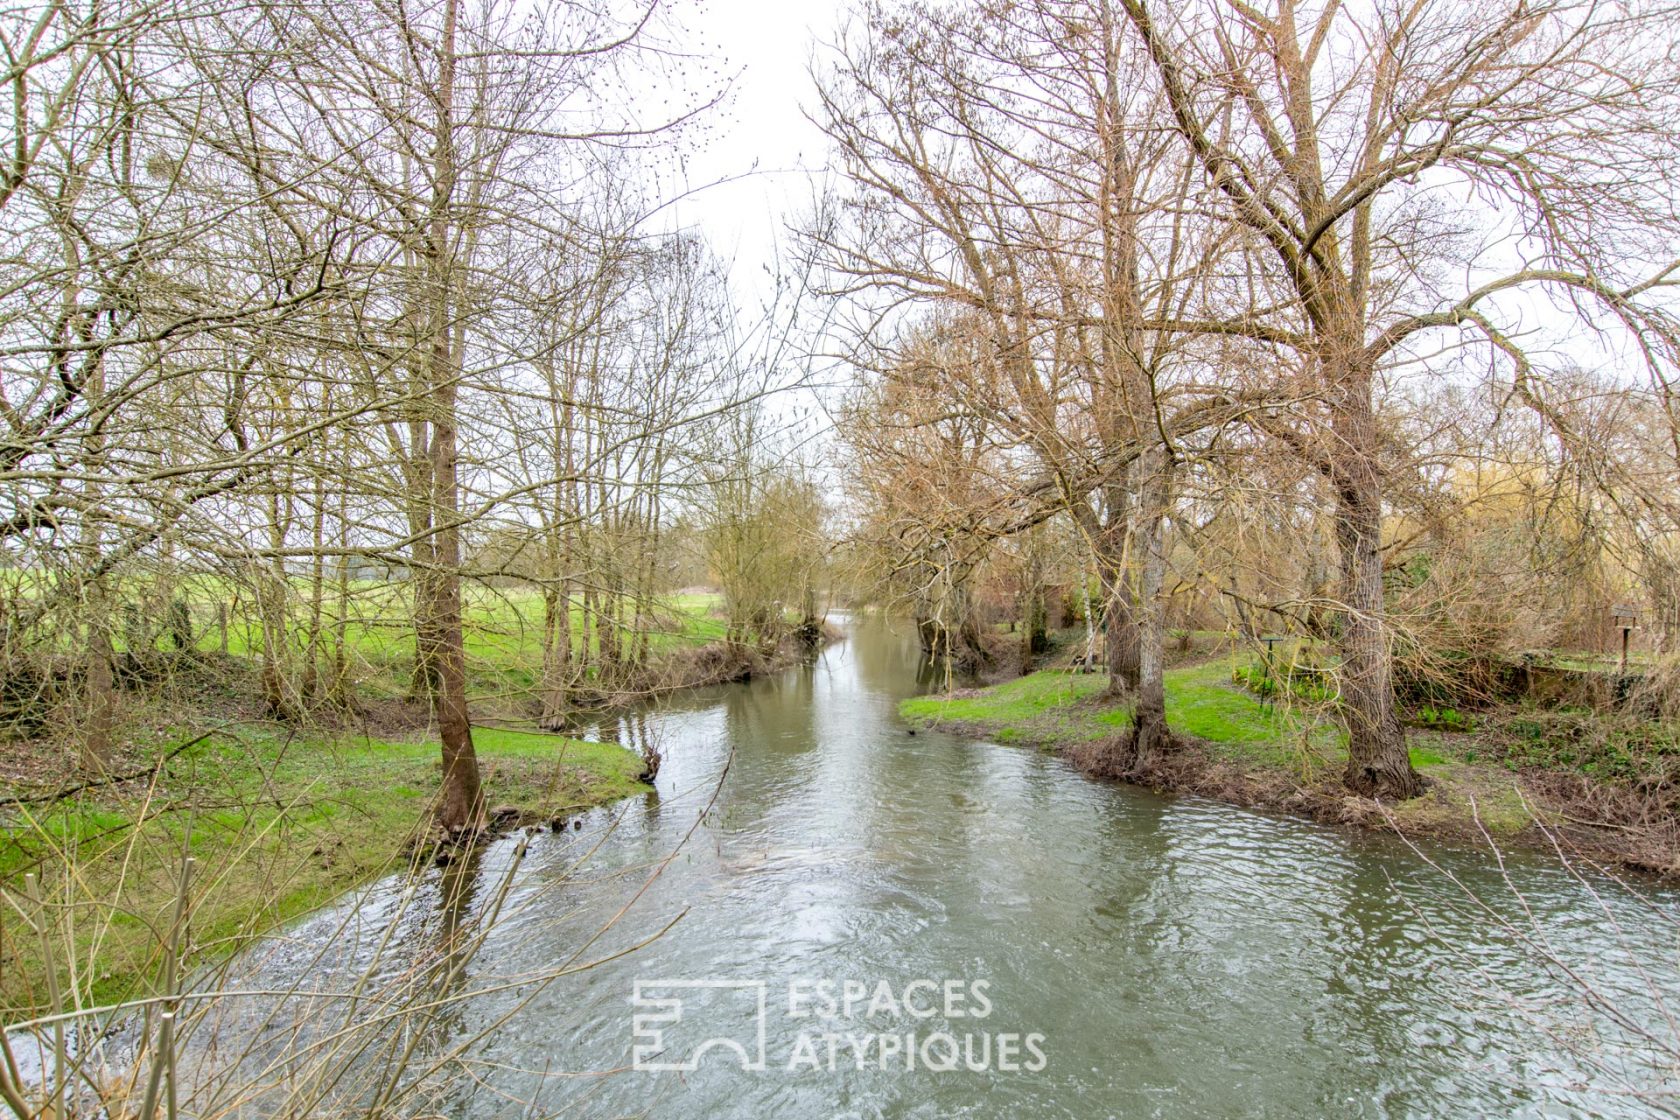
<box><xmin>211</xmin><ymin>613</ymin><xmax>1677</xmax><ymax>1119</ymax></box>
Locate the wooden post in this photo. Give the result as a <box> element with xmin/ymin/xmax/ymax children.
<box><xmin>1611</xmin><ymin>603</ymin><xmax>1640</xmax><ymax>676</ymax></box>
<box><xmin>1260</xmin><ymin>635</ymin><xmax>1282</xmax><ymax>710</ymax></box>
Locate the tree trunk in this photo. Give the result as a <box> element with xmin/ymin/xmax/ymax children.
<box><xmin>539</xmin><ymin>583</ymin><xmax>571</xmax><ymax>728</ymax></box>
<box><xmin>428</xmin><ymin>0</ymin><xmax>482</xmax><ymax>835</ymax></box>
<box><xmin>1091</xmin><ymin>481</ymin><xmax>1140</xmax><ymax>695</ymax></box>
<box><xmin>1022</xmin><ymin>585</ymin><xmax>1047</xmax><ymax>667</ymax></box>
<box><xmin>916</xmin><ymin>610</ymin><xmax>944</xmax><ymax>658</ymax></box>
<box><xmin>430</xmin><ymin>536</ymin><xmax>481</xmax><ymax>832</ymax></box>
<box><xmin>80</xmin><ymin>584</ymin><xmax>116</xmax><ymax>775</ymax></box>
<box><xmin>260</xmin><ymin>492</ymin><xmax>299</xmax><ymax>721</ymax></box>
<box><xmin>1018</xmin><ymin>531</ymin><xmax>1048</xmax><ymax>669</ymax></box>
<box><xmin>1331</xmin><ymin>369</ymin><xmax>1423</xmax><ymax>799</ymax></box>
<box><xmin>259</xmin><ymin>578</ymin><xmax>294</xmax><ymax>719</ymax></box>
<box><xmin>408</xmin><ymin>528</ymin><xmax>440</xmax><ymax>701</ymax></box>
<box><xmin>1104</xmin><ymin>579</ymin><xmax>1141</xmax><ymax>694</ymax></box>
<box><xmin>1128</xmin><ymin>452</ymin><xmax>1173</xmax><ymax>770</ymax></box>
<box><xmin>302</xmin><ymin>466</ymin><xmax>328</xmax><ymax>703</ymax></box>
<box><xmin>330</xmin><ymin>490</ymin><xmax>353</xmax><ymax>705</ymax></box>
<box><xmin>916</xmin><ymin>558</ymin><xmax>988</xmax><ymax>678</ymax></box>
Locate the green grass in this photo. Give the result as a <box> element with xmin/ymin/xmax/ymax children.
<box><xmin>903</xmin><ymin>658</ymin><xmax>1482</xmax><ymax>773</ymax></box>
<box><xmin>900</xmin><ymin>670</ymin><xmax>1111</xmax><ymax>744</ymax></box>
<box><xmin>0</xmin><ymin>579</ymin><xmax>745</xmax><ymax>1014</ymax></box>
<box><xmin>1168</xmin><ymin>664</ymin><xmax>1288</xmax><ymax>743</ymax></box>
<box><xmin>1407</xmin><ymin>744</ymin><xmax>1450</xmax><ymax>768</ymax></box>
<box><xmin>0</xmin><ymin>725</ymin><xmax>648</xmax><ymax>1012</ymax></box>
<box><xmin>901</xmin><ymin>661</ymin><xmax>1312</xmax><ymax>752</ymax></box>
<box><xmin>0</xmin><ymin>576</ymin><xmax>734</xmax><ymax>1015</ymax></box>
<box><xmin>901</xmin><ymin>660</ymin><xmax>1559</xmax><ymax>839</ymax></box>
<box><xmin>3</xmin><ymin>572</ymin><xmax>731</xmax><ymax>703</ymax></box>
<box><xmin>179</xmin><ymin>585</ymin><xmax>728</xmax><ymax>694</ymax></box>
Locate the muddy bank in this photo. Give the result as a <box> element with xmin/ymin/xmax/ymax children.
<box><xmin>1073</xmin><ymin>735</ymin><xmax>1679</xmax><ymax>879</ymax></box>
<box><xmin>533</xmin><ymin>626</ymin><xmax>844</xmax><ymax>730</ymax></box>
<box><xmin>596</xmin><ymin>625</ymin><xmax>842</xmax><ymax>707</ymax></box>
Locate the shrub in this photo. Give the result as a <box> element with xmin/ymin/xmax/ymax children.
<box><xmin>1416</xmin><ymin>705</ymin><xmax>1477</xmax><ymax>732</ymax></box>
<box><xmin>1487</xmin><ymin>708</ymin><xmax>1680</xmax><ymax>786</ymax></box>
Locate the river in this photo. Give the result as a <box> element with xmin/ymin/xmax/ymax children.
<box><xmin>223</xmin><ymin>614</ymin><xmax>1678</xmax><ymax>1118</ymax></box>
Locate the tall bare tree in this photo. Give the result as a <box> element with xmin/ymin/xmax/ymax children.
<box><xmin>814</xmin><ymin>0</ymin><xmax>1255</xmax><ymax>762</ymax></box>
<box><xmin>1121</xmin><ymin>0</ymin><xmax>1680</xmax><ymax>796</ymax></box>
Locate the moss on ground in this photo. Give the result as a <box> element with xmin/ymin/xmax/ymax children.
<box><xmin>1383</xmin><ymin>761</ymin><xmax>1539</xmax><ymax>836</ymax></box>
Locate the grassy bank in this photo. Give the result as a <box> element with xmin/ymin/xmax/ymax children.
<box><xmin>0</xmin><ymin>586</ymin><xmax>822</xmax><ymax>1015</ymax></box>
<box><xmin>902</xmin><ymin>660</ymin><xmax>1327</xmax><ymax>752</ymax></box>
<box><xmin>901</xmin><ymin>659</ymin><xmax>1671</xmax><ymax>871</ymax></box>
<box><xmin>0</xmin><ymin>725</ymin><xmax>648</xmax><ymax>1012</ymax></box>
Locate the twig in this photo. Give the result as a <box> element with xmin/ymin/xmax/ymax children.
<box><xmin>0</xmin><ymin>732</ymin><xmax>214</xmax><ymax>808</ymax></box>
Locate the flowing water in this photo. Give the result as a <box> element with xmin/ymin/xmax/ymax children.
<box><xmin>227</xmin><ymin>615</ymin><xmax>1678</xmax><ymax>1118</ymax></box>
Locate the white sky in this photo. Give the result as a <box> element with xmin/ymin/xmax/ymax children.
<box><xmin>646</xmin><ymin>0</ymin><xmax>1659</xmax><ymax>403</ymax></box>
<box><xmin>661</xmin><ymin>0</ymin><xmax>848</xmax><ymax>289</ymax></box>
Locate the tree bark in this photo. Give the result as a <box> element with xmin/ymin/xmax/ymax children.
<box><xmin>407</xmin><ymin>473</ymin><xmax>440</xmax><ymax>702</ymax></box>
<box><xmin>427</xmin><ymin>0</ymin><xmax>482</xmax><ymax>835</ymax></box>
<box><xmin>80</xmin><ymin>584</ymin><xmax>116</xmax><ymax>775</ymax></box>
<box><xmin>539</xmin><ymin>582</ymin><xmax>572</xmax><ymax>728</ymax></box>
<box><xmin>1104</xmin><ymin>578</ymin><xmax>1141</xmax><ymax>694</ymax></box>
<box><xmin>260</xmin><ymin>488</ymin><xmax>299</xmax><ymax>721</ymax></box>
<box><xmin>1128</xmin><ymin>451</ymin><xmax>1173</xmax><ymax>770</ymax></box>
<box><xmin>1071</xmin><ymin>490</ymin><xmax>1141</xmax><ymax>694</ymax></box>
<box><xmin>1330</xmin><ymin>365</ymin><xmax>1423</xmax><ymax>799</ymax></box>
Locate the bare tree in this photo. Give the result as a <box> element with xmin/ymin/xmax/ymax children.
<box><xmin>1120</xmin><ymin>0</ymin><xmax>1680</xmax><ymax>796</ymax></box>
<box><xmin>813</xmin><ymin>0</ymin><xmax>1256</xmax><ymax>762</ymax></box>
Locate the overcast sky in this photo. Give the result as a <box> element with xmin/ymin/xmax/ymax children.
<box><xmin>661</xmin><ymin>0</ymin><xmax>848</xmax><ymax>288</ymax></box>
<box><xmin>650</xmin><ymin>0</ymin><xmax>1644</xmax><ymax>394</ymax></box>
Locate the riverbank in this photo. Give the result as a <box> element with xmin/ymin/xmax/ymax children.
<box><xmin>0</xmin><ymin>723</ymin><xmax>649</xmax><ymax>1012</ymax></box>
<box><xmin>157</xmin><ymin>611</ymin><xmax>1680</xmax><ymax>1119</ymax></box>
<box><xmin>534</xmin><ymin>622</ymin><xmax>845</xmax><ymax>726</ymax></box>
<box><xmin>901</xmin><ymin>658</ymin><xmax>1680</xmax><ymax>878</ymax></box>
<box><xmin>0</xmin><ymin>590</ymin><xmax>843</xmax><ymax>1013</ymax></box>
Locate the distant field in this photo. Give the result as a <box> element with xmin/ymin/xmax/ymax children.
<box><xmin>21</xmin><ymin>576</ymin><xmax>732</xmax><ymax>695</ymax></box>
<box><xmin>1</xmin><ymin>571</ymin><xmax>726</xmax><ymax>671</ymax></box>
